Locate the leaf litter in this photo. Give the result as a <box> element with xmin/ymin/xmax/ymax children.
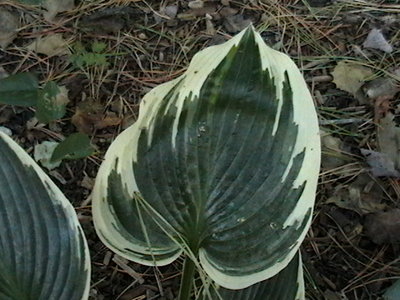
<box><xmin>1</xmin><ymin>0</ymin><xmax>400</xmax><ymax>299</ymax></box>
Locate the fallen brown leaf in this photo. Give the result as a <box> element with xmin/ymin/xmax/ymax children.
<box><xmin>326</xmin><ymin>174</ymin><xmax>386</xmax><ymax>215</ymax></box>
<box><xmin>72</xmin><ymin>102</ymin><xmax>121</xmax><ymax>134</ymax></box>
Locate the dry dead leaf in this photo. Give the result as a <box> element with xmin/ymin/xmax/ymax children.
<box><xmin>361</xmin><ymin>149</ymin><xmax>400</xmax><ymax>177</ymax></box>
<box><xmin>0</xmin><ymin>9</ymin><xmax>19</xmax><ymax>49</ymax></box>
<box><xmin>364</xmin><ymin>209</ymin><xmax>400</xmax><ymax>244</ymax></box>
<box><xmin>27</xmin><ymin>34</ymin><xmax>71</xmax><ymax>57</ymax></box>
<box><xmin>43</xmin><ymin>0</ymin><xmax>75</xmax><ymax>21</ymax></box>
<box><xmin>72</xmin><ymin>102</ymin><xmax>121</xmax><ymax>134</ymax></box>
<box><xmin>363</xmin><ymin>28</ymin><xmax>393</xmax><ymax>53</ymax></box>
<box><xmin>326</xmin><ymin>174</ymin><xmax>386</xmax><ymax>215</ymax></box>
<box><xmin>332</xmin><ymin>61</ymin><xmax>373</xmax><ymax>96</ymax></box>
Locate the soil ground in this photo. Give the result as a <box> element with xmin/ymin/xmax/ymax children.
<box><xmin>1</xmin><ymin>0</ymin><xmax>400</xmax><ymax>299</ymax></box>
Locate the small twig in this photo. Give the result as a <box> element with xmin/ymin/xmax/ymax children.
<box><xmin>319</xmin><ymin>118</ymin><xmax>365</xmax><ymax>125</ymax></box>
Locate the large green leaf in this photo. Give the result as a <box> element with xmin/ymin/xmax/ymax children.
<box><xmin>0</xmin><ymin>72</ymin><xmax>38</xmax><ymax>106</ymax></box>
<box><xmin>93</xmin><ymin>26</ymin><xmax>320</xmax><ymax>291</ymax></box>
<box><xmin>0</xmin><ymin>132</ymin><xmax>90</xmax><ymax>300</ymax></box>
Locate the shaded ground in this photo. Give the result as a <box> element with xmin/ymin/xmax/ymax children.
<box><xmin>1</xmin><ymin>0</ymin><xmax>400</xmax><ymax>299</ymax></box>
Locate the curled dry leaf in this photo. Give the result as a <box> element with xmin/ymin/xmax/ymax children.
<box><xmin>364</xmin><ymin>209</ymin><xmax>400</xmax><ymax>244</ymax></box>
<box><xmin>331</xmin><ymin>61</ymin><xmax>373</xmax><ymax>97</ymax></box>
<box><xmin>0</xmin><ymin>9</ymin><xmax>20</xmax><ymax>49</ymax></box>
<box><xmin>27</xmin><ymin>34</ymin><xmax>71</xmax><ymax>57</ymax></box>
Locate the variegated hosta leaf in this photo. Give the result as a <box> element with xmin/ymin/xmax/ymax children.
<box><xmin>0</xmin><ymin>133</ymin><xmax>90</xmax><ymax>300</ymax></box>
<box><xmin>202</xmin><ymin>252</ymin><xmax>304</xmax><ymax>300</ymax></box>
<box><xmin>93</xmin><ymin>26</ymin><xmax>320</xmax><ymax>290</ymax></box>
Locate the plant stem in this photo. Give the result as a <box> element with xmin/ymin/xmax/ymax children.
<box><xmin>178</xmin><ymin>256</ymin><xmax>197</xmax><ymax>300</ymax></box>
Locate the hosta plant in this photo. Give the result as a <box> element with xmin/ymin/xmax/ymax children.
<box><xmin>0</xmin><ymin>132</ymin><xmax>90</xmax><ymax>300</ymax></box>
<box><xmin>92</xmin><ymin>26</ymin><xmax>320</xmax><ymax>299</ymax></box>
